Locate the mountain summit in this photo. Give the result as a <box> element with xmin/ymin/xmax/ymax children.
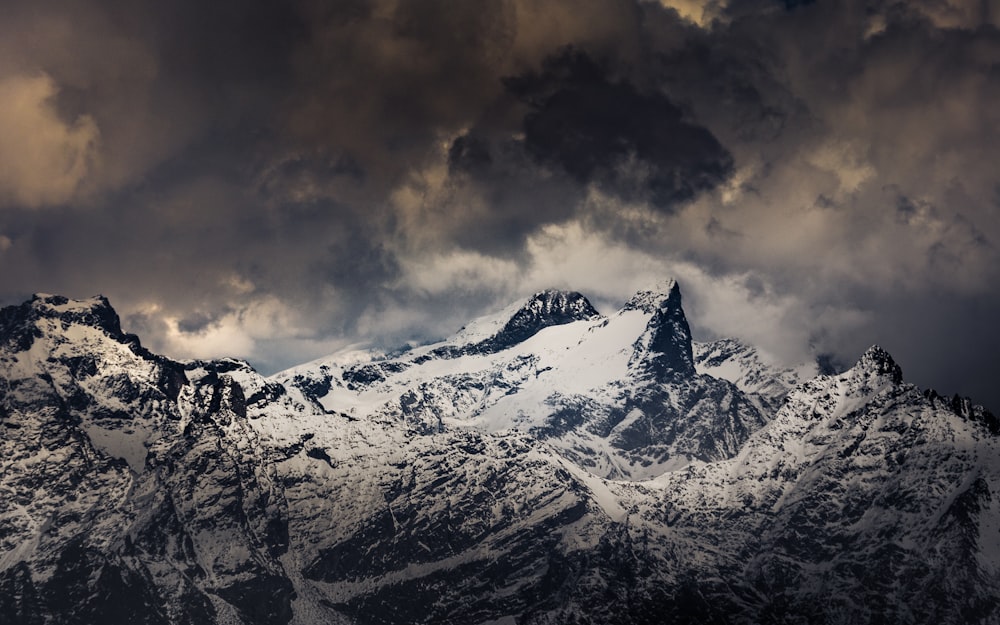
<box><xmin>626</xmin><ymin>279</ymin><xmax>696</xmax><ymax>378</ymax></box>
<box><xmin>2</xmin><ymin>283</ymin><xmax>999</xmax><ymax>625</ymax></box>
<box><xmin>474</xmin><ymin>288</ymin><xmax>600</xmax><ymax>353</ymax></box>
<box><xmin>620</xmin><ymin>278</ymin><xmax>677</xmax><ymax>311</ymax></box>
<box><xmin>0</xmin><ymin>293</ymin><xmax>129</xmax><ymax>351</ymax></box>
<box><xmin>282</xmin><ymin>282</ymin><xmax>766</xmax><ymax>475</ymax></box>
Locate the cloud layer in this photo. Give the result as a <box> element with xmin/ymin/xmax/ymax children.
<box><xmin>1</xmin><ymin>0</ymin><xmax>998</xmax><ymax>410</ymax></box>
<box><xmin>0</xmin><ymin>73</ymin><xmax>99</xmax><ymax>207</ymax></box>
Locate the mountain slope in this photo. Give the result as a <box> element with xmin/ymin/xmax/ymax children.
<box><xmin>279</xmin><ymin>280</ymin><xmax>769</xmax><ymax>480</ymax></box>
<box><xmin>693</xmin><ymin>336</ymin><xmax>817</xmax><ymax>415</ymax></box>
<box><xmin>628</xmin><ymin>346</ymin><xmax>1000</xmax><ymax>623</ymax></box>
<box><xmin>1</xmin><ymin>287</ymin><xmax>998</xmax><ymax>624</ymax></box>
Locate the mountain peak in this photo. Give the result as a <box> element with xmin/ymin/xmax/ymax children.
<box><xmin>520</xmin><ymin>289</ymin><xmax>599</xmax><ymax>317</ymax></box>
<box><xmin>622</xmin><ymin>279</ymin><xmax>680</xmax><ymax>314</ymax></box>
<box><xmin>483</xmin><ymin>289</ymin><xmax>601</xmax><ymax>351</ymax></box>
<box><xmin>1</xmin><ymin>293</ymin><xmax>126</xmax><ymax>352</ymax></box>
<box><xmin>850</xmin><ymin>344</ymin><xmax>903</xmax><ymax>386</ymax></box>
<box><xmin>30</xmin><ymin>293</ymin><xmax>124</xmax><ymax>336</ymax></box>
<box><xmin>627</xmin><ymin>280</ymin><xmax>695</xmax><ymax>378</ymax></box>
<box><xmin>7</xmin><ymin>282</ymin><xmax>1000</xmax><ymax>625</ymax></box>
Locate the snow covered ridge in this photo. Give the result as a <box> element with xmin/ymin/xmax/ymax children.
<box><xmin>2</xmin><ymin>284</ymin><xmax>999</xmax><ymax>625</ymax></box>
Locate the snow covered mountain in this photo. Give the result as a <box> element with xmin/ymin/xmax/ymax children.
<box><xmin>279</xmin><ymin>281</ymin><xmax>773</xmax><ymax>480</ymax></box>
<box><xmin>1</xmin><ymin>285</ymin><xmax>998</xmax><ymax>624</ymax></box>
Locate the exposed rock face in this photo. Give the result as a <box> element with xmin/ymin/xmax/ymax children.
<box><xmin>693</xmin><ymin>336</ymin><xmax>816</xmax><ymax>415</ymax></box>
<box><xmin>482</xmin><ymin>289</ymin><xmax>602</xmax><ymax>352</ymax></box>
<box><xmin>0</xmin><ymin>296</ymin><xmax>297</xmax><ymax>625</ymax></box>
<box><xmin>283</xmin><ymin>282</ymin><xmax>770</xmax><ymax>479</ymax></box>
<box><xmin>625</xmin><ymin>279</ymin><xmax>695</xmax><ymax>379</ymax></box>
<box><xmin>653</xmin><ymin>345</ymin><xmax>1000</xmax><ymax>623</ymax></box>
<box><xmin>2</xmin><ymin>286</ymin><xmax>999</xmax><ymax>625</ymax></box>
<box><xmin>425</xmin><ymin>289</ymin><xmax>602</xmax><ymax>359</ymax></box>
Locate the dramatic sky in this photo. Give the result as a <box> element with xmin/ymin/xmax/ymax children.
<box><xmin>1</xmin><ymin>0</ymin><xmax>998</xmax><ymax>409</ymax></box>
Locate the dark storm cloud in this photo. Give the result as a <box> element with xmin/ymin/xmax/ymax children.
<box><xmin>694</xmin><ymin>0</ymin><xmax>1000</xmax><ymax>409</ymax></box>
<box><xmin>283</xmin><ymin>0</ymin><xmax>519</xmax><ymax>183</ymax></box>
<box><xmin>442</xmin><ymin>139</ymin><xmax>587</xmax><ymax>252</ymax></box>
<box><xmin>504</xmin><ymin>48</ymin><xmax>734</xmax><ymax>210</ymax></box>
<box><xmin>448</xmin><ymin>135</ymin><xmax>494</xmax><ymax>175</ymax></box>
<box><xmin>1</xmin><ymin>0</ymin><xmax>999</xmax><ymax>409</ymax></box>
<box><xmin>0</xmin><ymin>0</ymin><xmax>305</xmax><ymax>207</ymax></box>
<box><xmin>436</xmin><ymin>43</ymin><xmax>735</xmax><ymax>252</ymax></box>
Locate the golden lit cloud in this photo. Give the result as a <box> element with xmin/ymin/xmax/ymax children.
<box><xmin>0</xmin><ymin>73</ymin><xmax>99</xmax><ymax>207</ymax></box>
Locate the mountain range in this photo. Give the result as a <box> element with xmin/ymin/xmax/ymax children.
<box><xmin>1</xmin><ymin>281</ymin><xmax>998</xmax><ymax>624</ymax></box>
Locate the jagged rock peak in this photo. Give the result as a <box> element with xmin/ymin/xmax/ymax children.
<box><xmin>30</xmin><ymin>293</ymin><xmax>122</xmax><ymax>332</ymax></box>
<box><xmin>488</xmin><ymin>289</ymin><xmax>601</xmax><ymax>350</ymax></box>
<box><xmin>851</xmin><ymin>344</ymin><xmax>903</xmax><ymax>385</ymax></box>
<box><xmin>32</xmin><ymin>292</ymin><xmax>109</xmax><ymax>308</ymax></box>
<box><xmin>516</xmin><ymin>289</ymin><xmax>600</xmax><ymax>320</ymax></box>
<box><xmin>628</xmin><ymin>280</ymin><xmax>696</xmax><ymax>378</ymax></box>
<box><xmin>924</xmin><ymin>389</ymin><xmax>1000</xmax><ymax>435</ymax></box>
<box><xmin>622</xmin><ymin>279</ymin><xmax>680</xmax><ymax>314</ymax></box>
<box><xmin>1</xmin><ymin>293</ymin><xmax>127</xmax><ymax>351</ymax></box>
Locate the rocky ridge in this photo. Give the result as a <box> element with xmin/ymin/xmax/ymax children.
<box><xmin>1</xmin><ymin>286</ymin><xmax>998</xmax><ymax>624</ymax></box>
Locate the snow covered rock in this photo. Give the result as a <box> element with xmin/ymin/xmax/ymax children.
<box><xmin>281</xmin><ymin>282</ymin><xmax>768</xmax><ymax>479</ymax></box>
<box><xmin>2</xmin><ymin>286</ymin><xmax>999</xmax><ymax>625</ymax></box>
<box><xmin>625</xmin><ymin>279</ymin><xmax>696</xmax><ymax>379</ymax></box>
<box><xmin>474</xmin><ymin>288</ymin><xmax>602</xmax><ymax>353</ymax></box>
<box><xmin>694</xmin><ymin>337</ymin><xmax>817</xmax><ymax>414</ymax></box>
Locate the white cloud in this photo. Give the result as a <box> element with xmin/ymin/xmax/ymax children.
<box><xmin>140</xmin><ymin>295</ymin><xmax>322</xmax><ymax>364</ymax></box>
<box><xmin>520</xmin><ymin>219</ymin><xmax>868</xmax><ymax>364</ymax></box>
<box><xmin>522</xmin><ymin>220</ymin><xmax>666</xmax><ymax>302</ymax></box>
<box><xmin>385</xmin><ymin>216</ymin><xmax>867</xmax><ymax>369</ymax></box>
<box><xmin>162</xmin><ymin>314</ymin><xmax>258</xmax><ymax>362</ymax></box>
<box><xmin>397</xmin><ymin>248</ymin><xmax>520</xmax><ymax>296</ymax></box>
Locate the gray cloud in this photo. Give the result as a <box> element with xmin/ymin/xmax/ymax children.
<box><xmin>504</xmin><ymin>48</ymin><xmax>734</xmax><ymax>210</ymax></box>
<box><xmin>1</xmin><ymin>0</ymin><xmax>999</xmax><ymax>410</ymax></box>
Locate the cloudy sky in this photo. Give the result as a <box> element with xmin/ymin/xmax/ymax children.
<box><xmin>1</xmin><ymin>0</ymin><xmax>998</xmax><ymax>410</ymax></box>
